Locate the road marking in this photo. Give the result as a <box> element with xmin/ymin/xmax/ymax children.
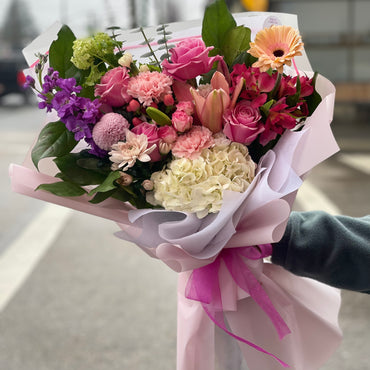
<box><xmin>296</xmin><ymin>180</ymin><xmax>342</xmax><ymax>215</ymax></box>
<box><xmin>338</xmin><ymin>153</ymin><xmax>370</xmax><ymax>175</ymax></box>
<box><xmin>0</xmin><ymin>203</ymin><xmax>71</xmax><ymax>312</ymax></box>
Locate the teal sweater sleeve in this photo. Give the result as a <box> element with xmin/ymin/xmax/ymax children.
<box><xmin>271</xmin><ymin>211</ymin><xmax>370</xmax><ymax>293</ymax></box>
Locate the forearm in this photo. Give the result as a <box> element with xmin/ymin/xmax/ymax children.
<box><xmin>271</xmin><ymin>211</ymin><xmax>370</xmax><ymax>293</ymax></box>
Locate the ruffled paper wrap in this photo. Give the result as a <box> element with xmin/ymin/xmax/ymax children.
<box><xmin>10</xmin><ymin>12</ymin><xmax>342</xmax><ymax>370</ymax></box>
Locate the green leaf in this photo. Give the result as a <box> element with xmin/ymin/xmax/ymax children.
<box><xmin>36</xmin><ymin>181</ymin><xmax>86</xmax><ymax>197</ymax></box>
<box><xmin>286</xmin><ymin>75</ymin><xmax>301</xmax><ymax>107</ymax></box>
<box><xmin>89</xmin><ymin>171</ymin><xmax>121</xmax><ymax>196</ymax></box>
<box><xmin>49</xmin><ymin>25</ymin><xmax>76</xmax><ymax>79</ymax></box>
<box><xmin>306</xmin><ymin>72</ymin><xmax>322</xmax><ymax>116</ymax></box>
<box><xmin>111</xmin><ymin>188</ymin><xmax>132</xmax><ymax>203</ymax></box>
<box><xmin>54</xmin><ymin>152</ymin><xmax>108</xmax><ymax>186</ymax></box>
<box><xmin>89</xmin><ymin>188</ymin><xmax>117</xmax><ymax>204</ymax></box>
<box><xmin>141</xmin><ymin>51</ymin><xmax>155</xmax><ymax>58</ymax></box>
<box><xmin>231</xmin><ymin>50</ymin><xmax>257</xmax><ymax>68</ymax></box>
<box><xmin>222</xmin><ymin>26</ymin><xmax>251</xmax><ymax>66</ymax></box>
<box><xmin>260</xmin><ymin>100</ymin><xmax>275</xmax><ymax>117</ymax></box>
<box><xmin>202</xmin><ymin>0</ymin><xmax>236</xmax><ymax>49</ymax></box>
<box><xmin>31</xmin><ymin>121</ymin><xmax>77</xmax><ymax>170</ymax></box>
<box><xmin>146</xmin><ymin>107</ymin><xmax>172</xmax><ymax>126</ymax></box>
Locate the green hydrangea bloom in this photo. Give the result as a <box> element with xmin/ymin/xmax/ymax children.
<box><xmin>71</xmin><ymin>32</ymin><xmax>116</xmax><ymax>70</ymax></box>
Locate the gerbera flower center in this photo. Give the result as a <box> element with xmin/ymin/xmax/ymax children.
<box><xmin>273</xmin><ymin>49</ymin><xmax>285</xmax><ymax>58</ymax></box>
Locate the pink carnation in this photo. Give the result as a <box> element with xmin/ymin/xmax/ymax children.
<box><xmin>92</xmin><ymin>113</ymin><xmax>129</xmax><ymax>151</ymax></box>
<box><xmin>176</xmin><ymin>101</ymin><xmax>194</xmax><ymax>115</ymax></box>
<box><xmin>127</xmin><ymin>71</ymin><xmax>172</xmax><ymax>107</ymax></box>
<box><xmin>172</xmin><ymin>126</ymin><xmax>214</xmax><ymax>159</ymax></box>
<box><xmin>94</xmin><ymin>67</ymin><xmax>131</xmax><ymax>107</ymax></box>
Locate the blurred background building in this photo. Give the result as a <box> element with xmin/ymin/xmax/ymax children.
<box><xmin>0</xmin><ymin>0</ymin><xmax>369</xmax><ymax>107</ymax></box>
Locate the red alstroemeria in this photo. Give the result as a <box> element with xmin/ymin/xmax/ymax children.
<box><xmin>259</xmin><ymin>98</ymin><xmax>297</xmax><ymax>146</ymax></box>
<box><xmin>278</xmin><ymin>75</ymin><xmax>314</xmax><ymax>99</ymax></box>
<box><xmin>230</xmin><ymin>64</ymin><xmax>276</xmax><ymax>100</ymax></box>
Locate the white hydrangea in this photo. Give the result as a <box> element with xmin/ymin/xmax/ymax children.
<box><xmin>147</xmin><ymin>143</ymin><xmax>256</xmax><ymax>218</ymax></box>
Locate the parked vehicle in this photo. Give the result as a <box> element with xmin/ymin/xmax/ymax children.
<box><xmin>0</xmin><ymin>58</ymin><xmax>31</xmax><ymax>104</ymax></box>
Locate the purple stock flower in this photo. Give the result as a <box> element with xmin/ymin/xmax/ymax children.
<box><xmin>36</xmin><ymin>68</ymin><xmax>103</xmax><ymax>155</ymax></box>
<box><xmin>23</xmin><ymin>75</ymin><xmax>35</xmax><ymax>89</ymax></box>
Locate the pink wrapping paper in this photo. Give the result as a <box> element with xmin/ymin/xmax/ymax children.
<box><xmin>9</xmin><ymin>12</ymin><xmax>342</xmax><ymax>370</ymax></box>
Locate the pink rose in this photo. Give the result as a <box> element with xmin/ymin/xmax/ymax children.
<box><xmin>158</xmin><ymin>125</ymin><xmax>178</xmax><ymax>144</ymax></box>
<box><xmin>223</xmin><ymin>100</ymin><xmax>265</xmax><ymax>145</ymax></box>
<box><xmin>162</xmin><ymin>38</ymin><xmax>221</xmax><ymax>82</ymax></box>
<box><xmin>171</xmin><ymin>110</ymin><xmax>193</xmax><ymax>132</ymax></box>
<box><xmin>131</xmin><ymin>122</ymin><xmax>162</xmax><ymax>161</ymax></box>
<box><xmin>95</xmin><ymin>67</ymin><xmax>131</xmax><ymax>107</ymax></box>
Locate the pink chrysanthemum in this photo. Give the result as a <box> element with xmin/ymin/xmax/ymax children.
<box><xmin>172</xmin><ymin>126</ymin><xmax>214</xmax><ymax>159</ymax></box>
<box><xmin>109</xmin><ymin>131</ymin><xmax>156</xmax><ymax>171</ymax></box>
<box><xmin>127</xmin><ymin>71</ymin><xmax>172</xmax><ymax>107</ymax></box>
<box><xmin>92</xmin><ymin>113</ymin><xmax>130</xmax><ymax>151</ymax></box>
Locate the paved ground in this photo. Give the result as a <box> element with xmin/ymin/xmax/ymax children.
<box><xmin>0</xmin><ymin>99</ymin><xmax>369</xmax><ymax>369</ymax></box>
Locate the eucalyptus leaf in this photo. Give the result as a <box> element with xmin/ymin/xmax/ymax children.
<box><xmin>49</xmin><ymin>25</ymin><xmax>76</xmax><ymax>79</ymax></box>
<box><xmin>160</xmin><ymin>53</ymin><xmax>170</xmax><ymax>61</ymax></box>
<box><xmin>141</xmin><ymin>51</ymin><xmax>155</xmax><ymax>58</ymax></box>
<box><xmin>36</xmin><ymin>181</ymin><xmax>86</xmax><ymax>197</ymax></box>
<box><xmin>156</xmin><ymin>25</ymin><xmax>169</xmax><ymax>31</ymax></box>
<box><xmin>31</xmin><ymin>121</ymin><xmax>77</xmax><ymax>170</ymax></box>
<box><xmin>202</xmin><ymin>0</ymin><xmax>236</xmax><ymax>49</ymax></box>
<box><xmin>140</xmin><ymin>38</ymin><xmax>154</xmax><ymax>45</ymax></box>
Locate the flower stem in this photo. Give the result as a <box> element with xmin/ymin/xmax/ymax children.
<box><xmin>140</xmin><ymin>27</ymin><xmax>161</xmax><ymax>71</ymax></box>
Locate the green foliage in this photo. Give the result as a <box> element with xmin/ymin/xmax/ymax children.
<box><xmin>219</xmin><ymin>26</ymin><xmax>251</xmax><ymax>67</ymax></box>
<box><xmin>140</xmin><ymin>24</ymin><xmax>174</xmax><ymax>68</ymax></box>
<box><xmin>53</xmin><ymin>152</ymin><xmax>109</xmax><ymax>186</ymax></box>
<box><xmin>202</xmin><ymin>0</ymin><xmax>253</xmax><ymax>68</ymax></box>
<box><xmin>36</xmin><ymin>181</ymin><xmax>86</xmax><ymax>197</ymax></box>
<box><xmin>31</xmin><ymin>121</ymin><xmax>77</xmax><ymax>170</ymax></box>
<box><xmin>146</xmin><ymin>107</ymin><xmax>172</xmax><ymax>126</ymax></box>
<box><xmin>89</xmin><ymin>171</ymin><xmax>121</xmax><ymax>196</ymax></box>
<box><xmin>306</xmin><ymin>72</ymin><xmax>322</xmax><ymax>116</ymax></box>
<box><xmin>49</xmin><ymin>25</ymin><xmax>76</xmax><ymax>79</ymax></box>
<box><xmin>202</xmin><ymin>0</ymin><xmax>236</xmax><ymax>53</ymax></box>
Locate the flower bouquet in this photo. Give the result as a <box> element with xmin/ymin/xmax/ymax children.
<box><xmin>10</xmin><ymin>0</ymin><xmax>342</xmax><ymax>369</ymax></box>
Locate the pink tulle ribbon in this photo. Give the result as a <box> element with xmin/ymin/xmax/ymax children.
<box><xmin>185</xmin><ymin>244</ymin><xmax>291</xmax><ymax>368</ymax></box>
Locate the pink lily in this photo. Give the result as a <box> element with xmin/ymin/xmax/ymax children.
<box><xmin>190</xmin><ymin>71</ymin><xmax>231</xmax><ymax>133</ymax></box>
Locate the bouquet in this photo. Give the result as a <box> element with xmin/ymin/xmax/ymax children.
<box><xmin>10</xmin><ymin>0</ymin><xmax>342</xmax><ymax>369</ymax></box>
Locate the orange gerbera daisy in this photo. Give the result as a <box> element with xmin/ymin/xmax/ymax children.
<box><xmin>248</xmin><ymin>25</ymin><xmax>303</xmax><ymax>74</ymax></box>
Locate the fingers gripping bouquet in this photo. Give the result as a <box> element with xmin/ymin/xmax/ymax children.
<box><xmin>11</xmin><ymin>0</ymin><xmax>342</xmax><ymax>369</ymax></box>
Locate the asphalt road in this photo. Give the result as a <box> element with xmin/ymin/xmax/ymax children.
<box><xmin>0</xmin><ymin>98</ymin><xmax>369</xmax><ymax>369</ymax></box>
